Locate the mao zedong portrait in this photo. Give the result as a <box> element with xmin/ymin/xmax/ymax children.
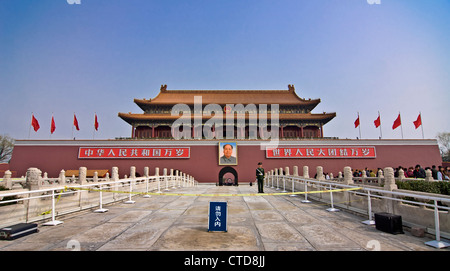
<box><xmin>219</xmin><ymin>142</ymin><xmax>237</xmax><ymax>165</ymax></box>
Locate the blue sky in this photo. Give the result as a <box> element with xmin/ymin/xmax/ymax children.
<box><xmin>1</xmin><ymin>0</ymin><xmax>449</xmax><ymax>140</ymax></box>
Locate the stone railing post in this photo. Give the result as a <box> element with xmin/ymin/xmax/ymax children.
<box><xmin>175</xmin><ymin>170</ymin><xmax>180</xmax><ymax>187</ymax></box>
<box><xmin>377</xmin><ymin>169</ymin><xmax>383</xmax><ymax>185</ymax></box>
<box><xmin>26</xmin><ymin>167</ymin><xmax>43</xmax><ymax>190</ymax></box>
<box><xmin>163</xmin><ymin>168</ymin><xmax>169</xmax><ymax>191</ymax></box>
<box><xmin>425</xmin><ymin>169</ymin><xmax>434</xmax><ymax>182</ymax></box>
<box><xmin>130</xmin><ymin>166</ymin><xmax>136</xmax><ymax>179</ymax></box>
<box><xmin>383</xmin><ymin>167</ymin><xmax>397</xmax><ymax>213</ymax></box>
<box><xmin>78</xmin><ymin>167</ymin><xmax>88</xmax><ymax>207</ymax></box>
<box><xmin>343</xmin><ymin>166</ymin><xmax>353</xmax><ymax>185</ymax></box>
<box><xmin>384</xmin><ymin>167</ymin><xmax>397</xmax><ymax>191</ymax></box>
<box><xmin>303</xmin><ymin>166</ymin><xmax>309</xmax><ymax>179</ymax></box>
<box><xmin>316</xmin><ymin>166</ymin><xmax>324</xmax><ymax>181</ymax></box>
<box><xmin>111</xmin><ymin>167</ymin><xmax>119</xmax><ymax>182</ymax></box>
<box><xmin>78</xmin><ymin>167</ymin><xmax>87</xmax><ymax>185</ymax></box>
<box><xmin>361</xmin><ymin>169</ymin><xmax>367</xmax><ymax>184</ymax></box>
<box><xmin>170</xmin><ymin>169</ymin><xmax>175</xmax><ymax>188</ymax></box>
<box><xmin>111</xmin><ymin>167</ymin><xmax>119</xmax><ymax>200</ymax></box>
<box><xmin>398</xmin><ymin>168</ymin><xmax>405</xmax><ymax>182</ymax></box>
<box><xmin>1</xmin><ymin>170</ymin><xmax>13</xmax><ymax>189</ymax></box>
<box><xmin>155</xmin><ymin>167</ymin><xmax>160</xmax><ymax>192</ymax></box>
<box><xmin>285</xmin><ymin>167</ymin><xmax>290</xmax><ymax>176</ymax></box>
<box><xmin>59</xmin><ymin>170</ymin><xmax>66</xmax><ymax>185</ymax></box>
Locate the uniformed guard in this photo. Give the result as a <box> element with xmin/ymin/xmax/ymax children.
<box><xmin>256</xmin><ymin>162</ymin><xmax>265</xmax><ymax>193</ymax></box>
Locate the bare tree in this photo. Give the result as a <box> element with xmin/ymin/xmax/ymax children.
<box><xmin>0</xmin><ymin>135</ymin><xmax>14</xmax><ymax>163</ymax></box>
<box><xmin>436</xmin><ymin>132</ymin><xmax>450</xmax><ymax>162</ymax></box>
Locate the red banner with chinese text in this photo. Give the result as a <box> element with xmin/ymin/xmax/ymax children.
<box><xmin>266</xmin><ymin>146</ymin><xmax>376</xmax><ymax>158</ymax></box>
<box><xmin>78</xmin><ymin>147</ymin><xmax>190</xmax><ymax>159</ymax></box>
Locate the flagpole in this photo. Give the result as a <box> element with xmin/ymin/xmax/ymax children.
<box><xmin>29</xmin><ymin>112</ymin><xmax>33</xmax><ymax>139</ymax></box>
<box><xmin>420</xmin><ymin>112</ymin><xmax>424</xmax><ymax>139</ymax></box>
<box><xmin>93</xmin><ymin>112</ymin><xmax>96</xmax><ymax>140</ymax></box>
<box><xmin>357</xmin><ymin>112</ymin><xmax>361</xmax><ymax>139</ymax></box>
<box><xmin>378</xmin><ymin>111</ymin><xmax>382</xmax><ymax>139</ymax></box>
<box><xmin>72</xmin><ymin>112</ymin><xmax>75</xmax><ymax>139</ymax></box>
<box><xmin>50</xmin><ymin>113</ymin><xmax>53</xmax><ymax>139</ymax></box>
<box><xmin>399</xmin><ymin>112</ymin><xmax>404</xmax><ymax>139</ymax></box>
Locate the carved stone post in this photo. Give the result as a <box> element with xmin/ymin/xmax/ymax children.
<box><xmin>384</xmin><ymin>167</ymin><xmax>397</xmax><ymax>191</ymax></box>
<box><xmin>1</xmin><ymin>170</ymin><xmax>12</xmax><ymax>189</ymax></box>
<box><xmin>303</xmin><ymin>166</ymin><xmax>309</xmax><ymax>178</ymax></box>
<box><xmin>78</xmin><ymin>167</ymin><xmax>88</xmax><ymax>207</ymax></box>
<box><xmin>78</xmin><ymin>167</ymin><xmax>87</xmax><ymax>185</ymax></box>
<box><xmin>316</xmin><ymin>166</ymin><xmax>324</xmax><ymax>181</ymax></box>
<box><xmin>398</xmin><ymin>168</ymin><xmax>405</xmax><ymax>181</ymax></box>
<box><xmin>343</xmin><ymin>166</ymin><xmax>353</xmax><ymax>185</ymax></box>
<box><xmin>59</xmin><ymin>170</ymin><xmax>66</xmax><ymax>185</ymax></box>
<box><xmin>377</xmin><ymin>169</ymin><xmax>383</xmax><ymax>184</ymax></box>
<box><xmin>155</xmin><ymin>167</ymin><xmax>160</xmax><ymax>192</ymax></box>
<box><xmin>425</xmin><ymin>169</ymin><xmax>434</xmax><ymax>182</ymax></box>
<box><xmin>383</xmin><ymin>167</ymin><xmax>397</xmax><ymax>213</ymax></box>
<box><xmin>111</xmin><ymin>167</ymin><xmax>119</xmax><ymax>182</ymax></box>
<box><xmin>26</xmin><ymin>168</ymin><xmax>42</xmax><ymax>190</ymax></box>
<box><xmin>111</xmin><ymin>167</ymin><xmax>119</xmax><ymax>200</ymax></box>
<box><xmin>130</xmin><ymin>166</ymin><xmax>136</xmax><ymax>179</ymax></box>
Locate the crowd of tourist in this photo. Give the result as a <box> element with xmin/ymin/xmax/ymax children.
<box><xmin>350</xmin><ymin>164</ymin><xmax>450</xmax><ymax>181</ymax></box>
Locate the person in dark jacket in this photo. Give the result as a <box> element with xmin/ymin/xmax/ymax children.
<box><xmin>256</xmin><ymin>162</ymin><xmax>265</xmax><ymax>193</ymax></box>
<box><xmin>413</xmin><ymin>164</ymin><xmax>426</xmax><ymax>179</ymax></box>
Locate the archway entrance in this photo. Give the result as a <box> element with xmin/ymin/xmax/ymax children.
<box><xmin>218</xmin><ymin>167</ymin><xmax>238</xmax><ymax>186</ymax></box>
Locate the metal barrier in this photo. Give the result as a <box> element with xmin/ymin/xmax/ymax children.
<box><xmin>0</xmin><ymin>173</ymin><xmax>197</xmax><ymax>228</ymax></box>
<box><xmin>266</xmin><ymin>174</ymin><xmax>450</xmax><ymax>249</ymax></box>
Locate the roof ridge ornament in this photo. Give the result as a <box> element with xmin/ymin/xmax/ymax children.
<box><xmin>288</xmin><ymin>84</ymin><xmax>295</xmax><ymax>92</ymax></box>
<box><xmin>160</xmin><ymin>84</ymin><xmax>168</xmax><ymax>92</ymax></box>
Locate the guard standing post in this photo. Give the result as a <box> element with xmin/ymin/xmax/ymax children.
<box><xmin>256</xmin><ymin>162</ymin><xmax>265</xmax><ymax>193</ymax></box>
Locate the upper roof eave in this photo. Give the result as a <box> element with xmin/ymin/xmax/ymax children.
<box><xmin>134</xmin><ymin>86</ymin><xmax>321</xmax><ymax>109</ymax></box>
<box><xmin>118</xmin><ymin>112</ymin><xmax>337</xmax><ymax>125</ymax></box>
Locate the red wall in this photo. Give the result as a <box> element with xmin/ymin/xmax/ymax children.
<box><xmin>9</xmin><ymin>140</ymin><xmax>442</xmax><ymax>182</ymax></box>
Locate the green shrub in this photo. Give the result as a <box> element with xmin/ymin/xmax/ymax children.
<box><xmin>396</xmin><ymin>180</ymin><xmax>450</xmax><ymax>195</ymax></box>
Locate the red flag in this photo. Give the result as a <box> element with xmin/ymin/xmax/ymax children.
<box><xmin>31</xmin><ymin>114</ymin><xmax>40</xmax><ymax>132</ymax></box>
<box><xmin>374</xmin><ymin>115</ymin><xmax>381</xmax><ymax>128</ymax></box>
<box><xmin>354</xmin><ymin>115</ymin><xmax>360</xmax><ymax>128</ymax></box>
<box><xmin>392</xmin><ymin>113</ymin><xmax>401</xmax><ymax>130</ymax></box>
<box><xmin>94</xmin><ymin>114</ymin><xmax>99</xmax><ymax>131</ymax></box>
<box><xmin>73</xmin><ymin>114</ymin><xmax>80</xmax><ymax>131</ymax></box>
<box><xmin>51</xmin><ymin>116</ymin><xmax>56</xmax><ymax>134</ymax></box>
<box><xmin>413</xmin><ymin>113</ymin><xmax>422</xmax><ymax>129</ymax></box>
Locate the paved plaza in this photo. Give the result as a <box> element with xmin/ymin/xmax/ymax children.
<box><xmin>0</xmin><ymin>184</ymin><xmax>447</xmax><ymax>251</ymax></box>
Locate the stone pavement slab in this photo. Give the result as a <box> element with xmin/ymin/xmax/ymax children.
<box><xmin>0</xmin><ymin>184</ymin><xmax>448</xmax><ymax>251</ymax></box>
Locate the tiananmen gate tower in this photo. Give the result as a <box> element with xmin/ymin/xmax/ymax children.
<box><xmin>8</xmin><ymin>85</ymin><xmax>442</xmax><ymax>184</ymax></box>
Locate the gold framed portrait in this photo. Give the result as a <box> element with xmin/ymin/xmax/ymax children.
<box><xmin>218</xmin><ymin>142</ymin><xmax>237</xmax><ymax>165</ymax></box>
